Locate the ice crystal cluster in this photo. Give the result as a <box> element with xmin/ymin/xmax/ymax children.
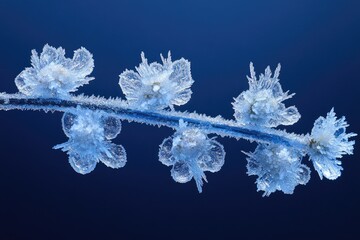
<box><xmin>245</xmin><ymin>144</ymin><xmax>310</xmax><ymax>196</ymax></box>
<box><xmin>159</xmin><ymin>120</ymin><xmax>225</xmax><ymax>193</ymax></box>
<box><xmin>15</xmin><ymin>44</ymin><xmax>94</xmax><ymax>98</ymax></box>
<box><xmin>53</xmin><ymin>109</ymin><xmax>126</xmax><ymax>174</ymax></box>
<box><xmin>119</xmin><ymin>52</ymin><xmax>193</xmax><ymax>110</ymax></box>
<box><xmin>0</xmin><ymin>44</ymin><xmax>356</xmax><ymax>196</ymax></box>
<box><xmin>309</xmin><ymin>109</ymin><xmax>356</xmax><ymax>180</ymax></box>
<box><xmin>232</xmin><ymin>63</ymin><xmax>300</xmax><ymax>127</ymax></box>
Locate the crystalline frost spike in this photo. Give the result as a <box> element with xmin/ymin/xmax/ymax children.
<box><xmin>0</xmin><ymin>44</ymin><xmax>356</xmax><ymax>196</ymax></box>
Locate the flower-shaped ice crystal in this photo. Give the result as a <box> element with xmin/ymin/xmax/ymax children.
<box><xmin>245</xmin><ymin>144</ymin><xmax>310</xmax><ymax>196</ymax></box>
<box><xmin>119</xmin><ymin>52</ymin><xmax>193</xmax><ymax>110</ymax></box>
<box><xmin>232</xmin><ymin>63</ymin><xmax>300</xmax><ymax>128</ymax></box>
<box><xmin>53</xmin><ymin>109</ymin><xmax>126</xmax><ymax>174</ymax></box>
<box><xmin>158</xmin><ymin>121</ymin><xmax>225</xmax><ymax>192</ymax></box>
<box><xmin>309</xmin><ymin>108</ymin><xmax>356</xmax><ymax>180</ymax></box>
<box><xmin>15</xmin><ymin>44</ymin><xmax>94</xmax><ymax>98</ymax></box>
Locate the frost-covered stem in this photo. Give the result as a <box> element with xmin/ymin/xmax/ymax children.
<box><xmin>3</xmin><ymin>44</ymin><xmax>354</xmax><ymax>195</ymax></box>
<box><xmin>0</xmin><ymin>93</ymin><xmax>308</xmax><ymax>150</ymax></box>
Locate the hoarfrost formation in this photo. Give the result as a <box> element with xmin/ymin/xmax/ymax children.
<box><xmin>0</xmin><ymin>44</ymin><xmax>356</xmax><ymax>196</ymax></box>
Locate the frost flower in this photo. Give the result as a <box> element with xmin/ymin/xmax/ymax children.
<box><xmin>309</xmin><ymin>109</ymin><xmax>356</xmax><ymax>180</ymax></box>
<box><xmin>232</xmin><ymin>63</ymin><xmax>300</xmax><ymax>128</ymax></box>
<box><xmin>245</xmin><ymin>144</ymin><xmax>310</xmax><ymax>196</ymax></box>
<box><xmin>15</xmin><ymin>44</ymin><xmax>94</xmax><ymax>98</ymax></box>
<box><xmin>53</xmin><ymin>109</ymin><xmax>126</xmax><ymax>174</ymax></box>
<box><xmin>158</xmin><ymin>121</ymin><xmax>225</xmax><ymax>192</ymax></box>
<box><xmin>119</xmin><ymin>52</ymin><xmax>193</xmax><ymax>110</ymax></box>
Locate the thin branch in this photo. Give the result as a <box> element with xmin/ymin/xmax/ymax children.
<box><xmin>0</xmin><ymin>93</ymin><xmax>308</xmax><ymax>150</ymax></box>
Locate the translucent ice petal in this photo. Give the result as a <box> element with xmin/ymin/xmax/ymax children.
<box><xmin>169</xmin><ymin>58</ymin><xmax>192</xmax><ymax>88</ymax></box>
<box><xmin>40</xmin><ymin>44</ymin><xmax>65</xmax><ymax>66</ymax></box>
<box><xmin>171</xmin><ymin>161</ymin><xmax>193</xmax><ymax>183</ymax></box>
<box><xmin>70</xmin><ymin>47</ymin><xmax>94</xmax><ymax>76</ymax></box>
<box><xmin>69</xmin><ymin>153</ymin><xmax>97</xmax><ymax>175</ymax></box>
<box><xmin>158</xmin><ymin>137</ymin><xmax>176</xmax><ymax>166</ymax></box>
<box><xmin>15</xmin><ymin>68</ymin><xmax>38</xmax><ymax>95</ymax></box>
<box><xmin>197</xmin><ymin>140</ymin><xmax>225</xmax><ymax>173</ymax></box>
<box><xmin>100</xmin><ymin>144</ymin><xmax>127</xmax><ymax>169</ymax></box>
<box><xmin>171</xmin><ymin>88</ymin><xmax>192</xmax><ymax>106</ymax></box>
<box><xmin>62</xmin><ymin>112</ymin><xmax>77</xmax><ymax>137</ymax></box>
<box><xmin>298</xmin><ymin>165</ymin><xmax>311</xmax><ymax>185</ymax></box>
<box><xmin>280</xmin><ymin>106</ymin><xmax>301</xmax><ymax>126</ymax></box>
<box><xmin>118</xmin><ymin>70</ymin><xmax>142</xmax><ymax>98</ymax></box>
<box><xmin>101</xmin><ymin>115</ymin><xmax>121</xmax><ymax>140</ymax></box>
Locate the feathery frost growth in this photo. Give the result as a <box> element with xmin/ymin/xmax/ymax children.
<box><xmin>0</xmin><ymin>44</ymin><xmax>356</xmax><ymax>196</ymax></box>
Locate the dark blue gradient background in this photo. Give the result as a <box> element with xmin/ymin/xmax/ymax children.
<box><xmin>0</xmin><ymin>0</ymin><xmax>359</xmax><ymax>239</ymax></box>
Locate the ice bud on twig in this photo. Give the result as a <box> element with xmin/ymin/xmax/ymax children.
<box><xmin>244</xmin><ymin>144</ymin><xmax>310</xmax><ymax>196</ymax></box>
<box><xmin>54</xmin><ymin>109</ymin><xmax>126</xmax><ymax>174</ymax></box>
<box><xmin>233</xmin><ymin>63</ymin><xmax>300</xmax><ymax>128</ymax></box>
<box><xmin>15</xmin><ymin>44</ymin><xmax>94</xmax><ymax>98</ymax></box>
<box><xmin>119</xmin><ymin>52</ymin><xmax>193</xmax><ymax>110</ymax></box>
<box><xmin>159</xmin><ymin>120</ymin><xmax>225</xmax><ymax>192</ymax></box>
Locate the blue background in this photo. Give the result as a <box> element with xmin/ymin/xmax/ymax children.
<box><xmin>0</xmin><ymin>0</ymin><xmax>359</xmax><ymax>239</ymax></box>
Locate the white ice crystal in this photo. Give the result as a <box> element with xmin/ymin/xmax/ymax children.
<box><xmin>15</xmin><ymin>44</ymin><xmax>94</xmax><ymax>98</ymax></box>
<box><xmin>158</xmin><ymin>121</ymin><xmax>225</xmax><ymax>192</ymax></box>
<box><xmin>232</xmin><ymin>63</ymin><xmax>300</xmax><ymax>128</ymax></box>
<box><xmin>245</xmin><ymin>144</ymin><xmax>310</xmax><ymax>196</ymax></box>
<box><xmin>119</xmin><ymin>52</ymin><xmax>193</xmax><ymax>110</ymax></box>
<box><xmin>309</xmin><ymin>109</ymin><xmax>356</xmax><ymax>180</ymax></box>
<box><xmin>54</xmin><ymin>109</ymin><xmax>126</xmax><ymax>174</ymax></box>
